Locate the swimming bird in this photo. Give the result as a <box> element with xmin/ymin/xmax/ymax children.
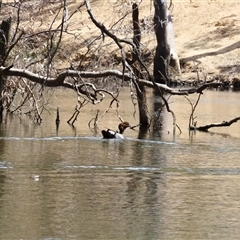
<box><xmin>102</xmin><ymin>122</ymin><xmax>131</xmax><ymax>139</ymax></box>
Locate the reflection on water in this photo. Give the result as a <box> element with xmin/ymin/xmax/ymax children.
<box><xmin>0</xmin><ymin>89</ymin><xmax>240</xmax><ymax>239</ymax></box>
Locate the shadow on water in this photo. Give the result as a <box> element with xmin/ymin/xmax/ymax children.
<box><xmin>136</xmin><ymin>88</ymin><xmax>165</xmax><ymax>140</ymax></box>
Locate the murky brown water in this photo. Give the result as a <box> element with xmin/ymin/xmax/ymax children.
<box><xmin>1</xmin><ymin>88</ymin><xmax>240</xmax><ymax>239</ymax></box>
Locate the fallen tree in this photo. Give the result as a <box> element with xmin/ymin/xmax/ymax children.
<box><xmin>0</xmin><ymin>66</ymin><xmax>222</xmax><ymax>97</ymax></box>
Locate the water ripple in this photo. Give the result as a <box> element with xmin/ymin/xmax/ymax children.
<box><xmin>0</xmin><ymin>161</ymin><xmax>12</xmax><ymax>169</ymax></box>
<box><xmin>0</xmin><ymin>136</ymin><xmax>176</xmax><ymax>145</ymax></box>
<box><xmin>61</xmin><ymin>165</ymin><xmax>240</xmax><ymax>175</ymax></box>
<box><xmin>63</xmin><ymin>165</ymin><xmax>162</xmax><ymax>172</ymax></box>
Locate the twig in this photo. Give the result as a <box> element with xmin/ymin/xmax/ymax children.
<box><xmin>130</xmin><ymin>123</ymin><xmax>140</xmax><ymax>130</ymax></box>
<box><xmin>67</xmin><ymin>105</ymin><xmax>80</xmax><ymax>125</ymax></box>
<box><xmin>185</xmin><ymin>92</ymin><xmax>202</xmax><ymax>128</ymax></box>
<box><xmin>88</xmin><ymin>110</ymin><xmax>99</xmax><ymax>134</ymax></box>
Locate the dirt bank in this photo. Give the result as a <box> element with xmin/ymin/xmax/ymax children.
<box><xmin>1</xmin><ymin>0</ymin><xmax>240</xmax><ymax>87</ymax></box>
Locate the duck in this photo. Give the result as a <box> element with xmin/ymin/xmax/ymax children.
<box><xmin>102</xmin><ymin>122</ymin><xmax>131</xmax><ymax>139</ymax></box>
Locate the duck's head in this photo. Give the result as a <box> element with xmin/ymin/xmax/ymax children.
<box><xmin>118</xmin><ymin>122</ymin><xmax>131</xmax><ymax>134</ymax></box>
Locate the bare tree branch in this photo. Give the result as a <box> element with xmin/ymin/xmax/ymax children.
<box><xmin>47</xmin><ymin>0</ymin><xmax>66</xmax><ymax>66</ymax></box>
<box><xmin>85</xmin><ymin>0</ymin><xmax>151</xmax><ymax>80</ymax></box>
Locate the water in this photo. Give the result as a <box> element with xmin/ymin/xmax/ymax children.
<box><xmin>0</xmin><ymin>88</ymin><xmax>240</xmax><ymax>239</ymax></box>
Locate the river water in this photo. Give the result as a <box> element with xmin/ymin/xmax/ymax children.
<box><xmin>0</xmin><ymin>88</ymin><xmax>240</xmax><ymax>239</ymax></box>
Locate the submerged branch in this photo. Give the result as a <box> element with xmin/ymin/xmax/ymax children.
<box><xmin>190</xmin><ymin>116</ymin><xmax>240</xmax><ymax>131</ymax></box>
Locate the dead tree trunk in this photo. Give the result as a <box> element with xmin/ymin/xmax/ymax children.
<box><xmin>0</xmin><ymin>18</ymin><xmax>11</xmax><ymax>119</ymax></box>
<box><xmin>131</xmin><ymin>3</ymin><xmax>149</xmax><ymax>127</ymax></box>
<box><xmin>153</xmin><ymin>0</ymin><xmax>180</xmax><ymax>85</ymax></box>
<box><xmin>154</xmin><ymin>0</ymin><xmax>170</xmax><ymax>84</ymax></box>
<box><xmin>131</xmin><ymin>3</ymin><xmax>141</xmax><ymax>65</ymax></box>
